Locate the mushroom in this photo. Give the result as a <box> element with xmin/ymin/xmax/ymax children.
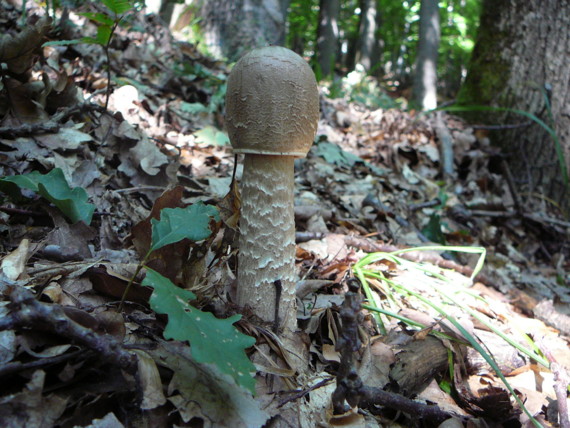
<box><xmin>226</xmin><ymin>46</ymin><xmax>319</xmax><ymax>332</ymax></box>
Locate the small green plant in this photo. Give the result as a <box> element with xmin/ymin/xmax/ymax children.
<box><xmin>44</xmin><ymin>0</ymin><xmax>136</xmax><ymax>110</ymax></box>
<box><xmin>353</xmin><ymin>245</ymin><xmax>546</xmax><ymax>427</ymax></box>
<box><xmin>0</xmin><ymin>168</ymin><xmax>95</xmax><ymax>224</ymax></box>
<box><xmin>120</xmin><ymin>202</ymin><xmax>257</xmax><ymax>393</ymax></box>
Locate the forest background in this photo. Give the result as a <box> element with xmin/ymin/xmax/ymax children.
<box><xmin>0</xmin><ymin>0</ymin><xmax>569</xmax><ymax>426</ymax></box>
<box><xmin>150</xmin><ymin>0</ymin><xmax>569</xmax><ymax>213</ymax></box>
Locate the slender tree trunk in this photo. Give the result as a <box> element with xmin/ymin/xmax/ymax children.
<box><xmin>413</xmin><ymin>0</ymin><xmax>440</xmax><ymax>110</ymax></box>
<box><xmin>316</xmin><ymin>0</ymin><xmax>340</xmax><ymax>77</ymax></box>
<box><xmin>459</xmin><ymin>0</ymin><xmax>570</xmax><ymax>210</ymax></box>
<box><xmin>158</xmin><ymin>0</ymin><xmax>174</xmax><ymax>26</ymax></box>
<box><xmin>354</xmin><ymin>0</ymin><xmax>383</xmax><ymax>75</ymax></box>
<box><xmin>198</xmin><ymin>0</ymin><xmax>288</xmax><ymax>61</ymax></box>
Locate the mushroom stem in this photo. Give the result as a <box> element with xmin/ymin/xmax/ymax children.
<box><xmin>237</xmin><ymin>154</ymin><xmax>297</xmax><ymax>332</ymax></box>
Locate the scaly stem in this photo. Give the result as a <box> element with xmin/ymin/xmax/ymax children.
<box><xmin>237</xmin><ymin>154</ymin><xmax>297</xmax><ymax>333</ymax></box>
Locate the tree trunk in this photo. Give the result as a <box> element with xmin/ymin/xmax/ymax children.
<box><xmin>316</xmin><ymin>0</ymin><xmax>340</xmax><ymax>78</ymax></box>
<box><xmin>459</xmin><ymin>0</ymin><xmax>570</xmax><ymax>211</ymax></box>
<box><xmin>159</xmin><ymin>0</ymin><xmax>176</xmax><ymax>26</ymax></box>
<box><xmin>354</xmin><ymin>0</ymin><xmax>383</xmax><ymax>75</ymax></box>
<box><xmin>197</xmin><ymin>0</ymin><xmax>288</xmax><ymax>61</ymax></box>
<box><xmin>413</xmin><ymin>0</ymin><xmax>440</xmax><ymax>110</ymax></box>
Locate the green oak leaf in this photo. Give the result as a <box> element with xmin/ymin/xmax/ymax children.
<box><xmin>150</xmin><ymin>202</ymin><xmax>220</xmax><ymax>252</ymax></box>
<box><xmin>143</xmin><ymin>269</ymin><xmax>256</xmax><ymax>393</ymax></box>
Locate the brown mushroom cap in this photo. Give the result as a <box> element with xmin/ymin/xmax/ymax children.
<box><xmin>225</xmin><ymin>46</ymin><xmax>319</xmax><ymax>157</ymax></box>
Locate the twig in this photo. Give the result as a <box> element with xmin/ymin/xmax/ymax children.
<box><xmin>409</xmin><ymin>199</ymin><xmax>442</xmax><ymax>212</ymax></box>
<box><xmin>538</xmin><ymin>343</ymin><xmax>570</xmax><ymax>428</ymax></box>
<box><xmin>277</xmin><ymin>377</ymin><xmax>334</xmax><ymax>408</ymax></box>
<box><xmin>331</xmin><ymin>279</ymin><xmax>456</xmax><ymax>424</ymax></box>
<box><xmin>501</xmin><ymin>160</ymin><xmax>522</xmax><ymax>213</ymax></box>
<box><xmin>469</xmin><ymin>209</ymin><xmax>570</xmax><ymax>228</ymax></box>
<box><xmin>0</xmin><ymin>349</ymin><xmax>91</xmax><ymax>377</ymax></box>
<box><xmin>0</xmin><ymin>285</ymin><xmax>137</xmax><ymax>374</ymax></box>
<box><xmin>472</xmin><ymin>122</ymin><xmax>532</xmax><ymax>130</ymax></box>
<box><xmin>0</xmin><ymin>103</ymin><xmax>107</xmax><ymax>139</ymax></box>
<box><xmin>435</xmin><ymin>111</ymin><xmax>455</xmax><ymax>178</ymax></box>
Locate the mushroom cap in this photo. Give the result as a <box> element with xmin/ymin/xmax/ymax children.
<box><xmin>225</xmin><ymin>46</ymin><xmax>319</xmax><ymax>157</ymax></box>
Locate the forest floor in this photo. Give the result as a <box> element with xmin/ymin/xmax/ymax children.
<box><xmin>0</xmin><ymin>3</ymin><xmax>569</xmax><ymax>428</ymax></box>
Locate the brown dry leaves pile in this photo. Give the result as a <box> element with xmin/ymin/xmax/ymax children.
<box><xmin>0</xmin><ymin>2</ymin><xmax>569</xmax><ymax>427</ymax></box>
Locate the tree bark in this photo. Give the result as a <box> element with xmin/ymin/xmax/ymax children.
<box><xmin>354</xmin><ymin>0</ymin><xmax>383</xmax><ymax>75</ymax></box>
<box><xmin>316</xmin><ymin>0</ymin><xmax>340</xmax><ymax>77</ymax></box>
<box><xmin>459</xmin><ymin>0</ymin><xmax>570</xmax><ymax>211</ymax></box>
<box><xmin>413</xmin><ymin>0</ymin><xmax>440</xmax><ymax>110</ymax></box>
<box><xmin>197</xmin><ymin>0</ymin><xmax>288</xmax><ymax>61</ymax></box>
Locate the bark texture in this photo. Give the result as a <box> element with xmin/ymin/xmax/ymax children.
<box><xmin>316</xmin><ymin>0</ymin><xmax>340</xmax><ymax>77</ymax></box>
<box><xmin>413</xmin><ymin>0</ymin><xmax>440</xmax><ymax>110</ymax></box>
<box><xmin>197</xmin><ymin>0</ymin><xmax>288</xmax><ymax>61</ymax></box>
<box><xmin>354</xmin><ymin>0</ymin><xmax>383</xmax><ymax>75</ymax></box>
<box><xmin>237</xmin><ymin>155</ymin><xmax>297</xmax><ymax>332</ymax></box>
<box><xmin>459</xmin><ymin>0</ymin><xmax>570</xmax><ymax>210</ymax></box>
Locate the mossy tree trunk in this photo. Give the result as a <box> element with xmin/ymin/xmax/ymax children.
<box><xmin>459</xmin><ymin>0</ymin><xmax>570</xmax><ymax>211</ymax></box>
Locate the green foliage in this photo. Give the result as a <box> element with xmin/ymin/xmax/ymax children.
<box><xmin>102</xmin><ymin>0</ymin><xmax>134</xmax><ymax>15</ymax></box>
<box><xmin>314</xmin><ymin>141</ymin><xmax>386</xmax><ymax>175</ymax></box>
<box><xmin>0</xmin><ymin>168</ymin><xmax>95</xmax><ymax>225</ymax></box>
<box><xmin>193</xmin><ymin>126</ymin><xmax>230</xmax><ymax>146</ymax></box>
<box><xmin>286</xmin><ymin>0</ymin><xmax>319</xmax><ymax>58</ymax></box>
<box><xmin>286</xmin><ymin>0</ymin><xmax>480</xmax><ymax>100</ymax></box>
<box><xmin>174</xmin><ymin>62</ymin><xmax>227</xmax><ymax>114</ymax></box>
<box><xmin>43</xmin><ymin>0</ymin><xmax>136</xmax><ymax>110</ymax></box>
<box><xmin>334</xmin><ymin>65</ymin><xmax>402</xmax><ymax>109</ymax></box>
<box><xmin>122</xmin><ymin>202</ymin><xmax>256</xmax><ymax>393</ymax></box>
<box><xmin>150</xmin><ymin>202</ymin><xmax>220</xmax><ymax>252</ymax></box>
<box><xmin>315</xmin><ymin>141</ymin><xmax>362</xmax><ymax>168</ymax></box>
<box><xmin>379</xmin><ymin>0</ymin><xmax>481</xmax><ymax>94</ymax></box>
<box><xmin>354</xmin><ymin>246</ymin><xmax>543</xmax><ymax>427</ymax></box>
<box><xmin>143</xmin><ymin>268</ymin><xmax>256</xmax><ymax>393</ymax></box>
<box><xmin>421</xmin><ymin>213</ymin><xmax>446</xmax><ymax>244</ymax></box>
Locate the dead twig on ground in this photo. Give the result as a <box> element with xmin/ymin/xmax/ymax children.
<box><xmin>0</xmin><ymin>285</ymin><xmax>137</xmax><ymax>374</ymax></box>
<box><xmin>331</xmin><ymin>279</ymin><xmax>456</xmax><ymax>424</ymax></box>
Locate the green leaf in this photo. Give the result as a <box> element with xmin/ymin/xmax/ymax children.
<box><xmin>315</xmin><ymin>141</ymin><xmax>361</xmax><ymax>168</ymax></box>
<box><xmin>143</xmin><ymin>269</ymin><xmax>256</xmax><ymax>393</ymax></box>
<box><xmin>43</xmin><ymin>39</ymin><xmax>84</xmax><ymax>47</ymax></box>
<box><xmin>79</xmin><ymin>36</ymin><xmax>101</xmax><ymax>45</ymax></box>
<box><xmin>96</xmin><ymin>25</ymin><xmax>112</xmax><ymax>45</ymax></box>
<box><xmin>150</xmin><ymin>202</ymin><xmax>220</xmax><ymax>252</ymax></box>
<box><xmin>421</xmin><ymin>213</ymin><xmax>446</xmax><ymax>245</ymax></box>
<box><xmin>102</xmin><ymin>0</ymin><xmax>133</xmax><ymax>15</ymax></box>
<box><xmin>194</xmin><ymin>126</ymin><xmax>230</xmax><ymax>146</ymax></box>
<box><xmin>80</xmin><ymin>12</ymin><xmax>114</xmax><ymax>26</ymax></box>
<box><xmin>0</xmin><ymin>169</ymin><xmax>95</xmax><ymax>224</ymax></box>
<box><xmin>179</xmin><ymin>101</ymin><xmax>209</xmax><ymax>115</ymax></box>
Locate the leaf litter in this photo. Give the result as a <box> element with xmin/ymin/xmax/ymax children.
<box><xmin>0</xmin><ymin>2</ymin><xmax>568</xmax><ymax>427</ymax></box>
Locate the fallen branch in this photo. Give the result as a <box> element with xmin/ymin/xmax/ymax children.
<box><xmin>0</xmin><ymin>349</ymin><xmax>91</xmax><ymax>377</ymax></box>
<box><xmin>331</xmin><ymin>279</ymin><xmax>457</xmax><ymax>424</ymax></box>
<box><xmin>0</xmin><ymin>103</ymin><xmax>107</xmax><ymax>139</ymax></box>
<box><xmin>538</xmin><ymin>341</ymin><xmax>570</xmax><ymax>428</ymax></box>
<box><xmin>0</xmin><ymin>285</ymin><xmax>137</xmax><ymax>374</ymax></box>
